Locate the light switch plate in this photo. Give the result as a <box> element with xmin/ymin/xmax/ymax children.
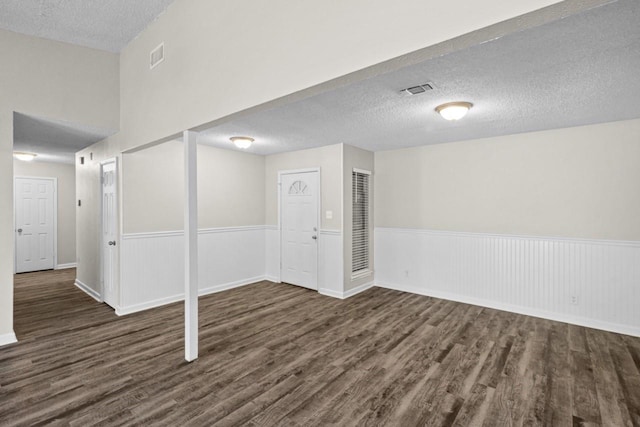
<box><xmin>326</xmin><ymin>210</ymin><xmax>333</xmax><ymax>219</ymax></box>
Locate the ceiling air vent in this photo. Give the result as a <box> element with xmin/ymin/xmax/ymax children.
<box><xmin>150</xmin><ymin>43</ymin><xmax>165</xmax><ymax>69</ymax></box>
<box><xmin>401</xmin><ymin>83</ymin><xmax>434</xmax><ymax>96</ymax></box>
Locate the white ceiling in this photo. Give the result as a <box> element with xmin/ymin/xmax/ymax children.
<box><xmin>198</xmin><ymin>0</ymin><xmax>640</xmax><ymax>155</ymax></box>
<box><xmin>0</xmin><ymin>0</ymin><xmax>175</xmax><ymax>52</ymax></box>
<box><xmin>13</xmin><ymin>113</ymin><xmax>116</xmax><ymax>164</ymax></box>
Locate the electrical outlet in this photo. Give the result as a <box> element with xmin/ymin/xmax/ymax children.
<box><xmin>570</xmin><ymin>295</ymin><xmax>579</xmax><ymax>305</ymax></box>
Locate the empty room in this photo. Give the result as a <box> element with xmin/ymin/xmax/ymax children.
<box><xmin>1</xmin><ymin>0</ymin><xmax>639</xmax><ymax>425</ymax></box>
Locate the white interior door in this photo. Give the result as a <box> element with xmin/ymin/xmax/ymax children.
<box><xmin>102</xmin><ymin>161</ymin><xmax>118</xmax><ymax>308</ymax></box>
<box><xmin>15</xmin><ymin>177</ymin><xmax>56</xmax><ymax>273</ymax></box>
<box><xmin>280</xmin><ymin>171</ymin><xmax>319</xmax><ymax>290</ymax></box>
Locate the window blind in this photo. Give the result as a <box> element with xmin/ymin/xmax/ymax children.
<box><xmin>352</xmin><ymin>170</ymin><xmax>370</xmax><ymax>274</ymax></box>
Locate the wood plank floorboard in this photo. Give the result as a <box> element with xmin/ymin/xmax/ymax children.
<box><xmin>2</xmin><ymin>269</ymin><xmax>640</xmax><ymax>426</ymax></box>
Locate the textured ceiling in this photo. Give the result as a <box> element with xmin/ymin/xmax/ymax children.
<box><xmin>0</xmin><ymin>0</ymin><xmax>175</xmax><ymax>52</ymax></box>
<box><xmin>198</xmin><ymin>0</ymin><xmax>640</xmax><ymax>155</ymax></box>
<box><xmin>13</xmin><ymin>113</ymin><xmax>116</xmax><ymax>164</ymax></box>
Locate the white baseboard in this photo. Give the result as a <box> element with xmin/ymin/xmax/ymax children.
<box><xmin>318</xmin><ymin>288</ymin><xmax>343</xmax><ymax>299</ymax></box>
<box><xmin>0</xmin><ymin>332</ymin><xmax>17</xmax><ymax>347</ymax></box>
<box><xmin>344</xmin><ymin>281</ymin><xmax>375</xmax><ymax>298</ymax></box>
<box><xmin>74</xmin><ymin>279</ymin><xmax>102</xmax><ymax>303</ymax></box>
<box><xmin>264</xmin><ymin>275</ymin><xmax>280</xmax><ymax>283</ymax></box>
<box><xmin>116</xmin><ymin>294</ymin><xmax>182</xmax><ymax>316</ymax></box>
<box><xmin>376</xmin><ymin>281</ymin><xmax>640</xmax><ymax>338</ymax></box>
<box><xmin>55</xmin><ymin>262</ymin><xmax>77</xmax><ymax>270</ymax></box>
<box><xmin>199</xmin><ymin>276</ymin><xmax>266</xmax><ymax>297</ymax></box>
<box><xmin>319</xmin><ymin>281</ymin><xmax>374</xmax><ymax>300</ymax></box>
<box><xmin>116</xmin><ymin>276</ymin><xmax>266</xmax><ymax>316</ymax></box>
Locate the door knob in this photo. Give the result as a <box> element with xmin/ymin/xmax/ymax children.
<box><xmin>108</xmin><ymin>241</ymin><xmax>116</xmax><ymax>246</ymax></box>
<box><xmin>312</xmin><ymin>235</ymin><xmax>317</xmax><ymax>240</ymax></box>
<box><xmin>17</xmin><ymin>228</ymin><xmax>22</xmax><ymax>233</ymax></box>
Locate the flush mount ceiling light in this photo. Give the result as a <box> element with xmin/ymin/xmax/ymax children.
<box><xmin>13</xmin><ymin>152</ymin><xmax>37</xmax><ymax>162</ymax></box>
<box><xmin>435</xmin><ymin>101</ymin><xmax>473</xmax><ymax>121</ymax></box>
<box><xmin>230</xmin><ymin>136</ymin><xmax>254</xmax><ymax>149</ymax></box>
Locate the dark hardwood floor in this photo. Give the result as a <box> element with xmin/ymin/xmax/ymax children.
<box><xmin>1</xmin><ymin>269</ymin><xmax>640</xmax><ymax>426</ymax></box>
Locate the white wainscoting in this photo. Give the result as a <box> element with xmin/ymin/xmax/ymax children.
<box><xmin>375</xmin><ymin>227</ymin><xmax>640</xmax><ymax>337</ymax></box>
<box><xmin>265</xmin><ymin>226</ymin><xmax>280</xmax><ymax>282</ymax></box>
<box><xmin>318</xmin><ymin>229</ymin><xmax>344</xmax><ymax>296</ymax></box>
<box><xmin>119</xmin><ymin>226</ymin><xmax>266</xmax><ymax>315</ymax></box>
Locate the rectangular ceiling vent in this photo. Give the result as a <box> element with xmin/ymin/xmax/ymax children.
<box><xmin>150</xmin><ymin>43</ymin><xmax>165</xmax><ymax>69</ymax></box>
<box><xmin>401</xmin><ymin>83</ymin><xmax>434</xmax><ymax>96</ymax></box>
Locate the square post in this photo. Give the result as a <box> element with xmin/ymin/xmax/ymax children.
<box><xmin>184</xmin><ymin>130</ymin><xmax>198</xmax><ymax>362</ymax></box>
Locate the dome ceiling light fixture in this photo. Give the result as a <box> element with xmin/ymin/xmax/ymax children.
<box><xmin>230</xmin><ymin>136</ymin><xmax>254</xmax><ymax>149</ymax></box>
<box><xmin>14</xmin><ymin>151</ymin><xmax>37</xmax><ymax>162</ymax></box>
<box><xmin>435</xmin><ymin>101</ymin><xmax>473</xmax><ymax>121</ymax></box>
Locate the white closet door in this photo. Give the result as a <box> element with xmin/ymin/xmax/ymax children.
<box><xmin>15</xmin><ymin>177</ymin><xmax>55</xmax><ymax>273</ymax></box>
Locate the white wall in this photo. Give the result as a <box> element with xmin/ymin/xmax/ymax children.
<box><xmin>374</xmin><ymin>119</ymin><xmax>640</xmax><ymax>336</ymax></box>
<box><xmin>75</xmin><ymin>143</ymin><xmax>115</xmax><ymax>295</ymax></box>
<box><xmin>375</xmin><ymin>119</ymin><xmax>640</xmax><ymax>241</ymax></box>
<box><xmin>0</xmin><ymin>29</ymin><xmax>119</xmax><ymax>341</ymax></box>
<box><xmin>13</xmin><ymin>160</ymin><xmax>76</xmax><ymax>266</ymax></box>
<box><xmin>116</xmin><ymin>142</ymin><xmax>352</xmax><ymax>311</ymax></box>
<box><xmin>114</xmin><ymin>140</ymin><xmax>267</xmax><ymax>312</ymax></box>
<box><xmin>265</xmin><ymin>144</ymin><xmax>343</xmax><ymax>230</ymax></box>
<box><xmin>123</xmin><ymin>141</ymin><xmax>265</xmax><ymax>233</ymax></box>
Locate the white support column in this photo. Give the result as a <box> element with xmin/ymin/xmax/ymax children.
<box><xmin>184</xmin><ymin>130</ymin><xmax>198</xmax><ymax>362</ymax></box>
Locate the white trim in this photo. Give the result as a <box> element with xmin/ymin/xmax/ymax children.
<box><xmin>0</xmin><ymin>332</ymin><xmax>18</xmax><ymax>347</ymax></box>
<box><xmin>277</xmin><ymin>168</ymin><xmax>322</xmax><ymax>289</ymax></box>
<box><xmin>116</xmin><ymin>294</ymin><xmax>181</xmax><ymax>316</ymax></box>
<box><xmin>74</xmin><ymin>279</ymin><xmax>102</xmax><ymax>302</ymax></box>
<box><xmin>319</xmin><ymin>281</ymin><xmax>374</xmax><ymax>300</ymax></box>
<box><xmin>351</xmin><ymin>269</ymin><xmax>372</xmax><ymax>280</ymax></box>
<box><xmin>55</xmin><ymin>262</ymin><xmax>77</xmax><ymax>270</ymax></box>
<box><xmin>199</xmin><ymin>225</ymin><xmax>265</xmax><ymax>234</ymax></box>
<box><xmin>122</xmin><ymin>225</ymin><xmax>270</xmax><ymax>240</ymax></box>
<box><xmin>320</xmin><ymin>229</ymin><xmax>341</xmax><ymax>236</ymax></box>
<box><xmin>375</xmin><ymin>227</ymin><xmax>640</xmax><ymax>248</ymax></box>
<box><xmin>14</xmin><ymin>176</ymin><xmax>58</xmax><ymax>273</ymax></box>
<box><xmin>352</xmin><ymin>167</ymin><xmax>372</xmax><ymax>175</ymax></box>
<box><xmin>318</xmin><ymin>288</ymin><xmax>343</xmax><ymax>299</ymax></box>
<box><xmin>375</xmin><ymin>281</ymin><xmax>640</xmax><ymax>338</ymax></box>
<box><xmin>278</xmin><ymin>167</ymin><xmax>321</xmax><ymax>176</ymax></box>
<box><xmin>265</xmin><ymin>275</ymin><xmax>280</xmax><ymax>283</ymax></box>
<box><xmin>122</xmin><ymin>230</ymin><xmax>183</xmax><ymax>240</ymax></box>
<box><xmin>116</xmin><ymin>275</ymin><xmax>266</xmax><ymax>316</ymax></box>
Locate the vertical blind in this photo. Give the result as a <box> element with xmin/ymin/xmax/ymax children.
<box><xmin>352</xmin><ymin>170</ymin><xmax>370</xmax><ymax>274</ymax></box>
